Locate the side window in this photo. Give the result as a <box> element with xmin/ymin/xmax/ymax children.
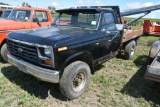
<box><xmin>102</xmin><ymin>13</ymin><xmax>116</xmax><ymax>30</ymax></box>
<box><xmin>33</xmin><ymin>11</ymin><xmax>48</xmax><ymax>22</ymax></box>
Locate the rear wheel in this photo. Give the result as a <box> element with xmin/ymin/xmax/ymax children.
<box><xmin>0</xmin><ymin>43</ymin><xmax>8</xmax><ymax>63</ymax></box>
<box><xmin>59</xmin><ymin>61</ymin><xmax>91</xmax><ymax>100</ymax></box>
<box><xmin>125</xmin><ymin>40</ymin><xmax>136</xmax><ymax>60</ymax></box>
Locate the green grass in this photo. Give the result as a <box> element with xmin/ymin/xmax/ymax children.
<box><xmin>0</xmin><ymin>35</ymin><xmax>160</xmax><ymax>106</ymax></box>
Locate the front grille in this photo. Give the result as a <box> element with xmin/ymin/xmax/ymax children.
<box><xmin>7</xmin><ymin>39</ymin><xmax>38</xmax><ymax>64</ymax></box>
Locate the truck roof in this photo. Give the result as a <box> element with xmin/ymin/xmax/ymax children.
<box><xmin>56</xmin><ymin>8</ymin><xmax>115</xmax><ymax>13</ymax></box>
<box><xmin>56</xmin><ymin>6</ymin><xmax>121</xmax><ymax>18</ymax></box>
<box><xmin>14</xmin><ymin>7</ymin><xmax>49</xmax><ymax>11</ymax></box>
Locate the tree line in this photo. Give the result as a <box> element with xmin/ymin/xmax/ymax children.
<box><xmin>0</xmin><ymin>2</ymin><xmax>9</xmax><ymax>5</ymax></box>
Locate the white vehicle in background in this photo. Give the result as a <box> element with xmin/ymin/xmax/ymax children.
<box><xmin>0</xmin><ymin>4</ymin><xmax>17</xmax><ymax>9</ymax></box>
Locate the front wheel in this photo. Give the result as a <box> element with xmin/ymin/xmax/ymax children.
<box><xmin>0</xmin><ymin>43</ymin><xmax>8</xmax><ymax>63</ymax></box>
<box><xmin>59</xmin><ymin>61</ymin><xmax>91</xmax><ymax>100</ymax></box>
<box><xmin>125</xmin><ymin>40</ymin><xmax>136</xmax><ymax>60</ymax></box>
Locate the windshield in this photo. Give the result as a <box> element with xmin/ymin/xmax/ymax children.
<box><xmin>1</xmin><ymin>10</ymin><xmax>11</xmax><ymax>18</ymax></box>
<box><xmin>7</xmin><ymin>10</ymin><xmax>32</xmax><ymax>21</ymax></box>
<box><xmin>53</xmin><ymin>11</ymin><xmax>100</xmax><ymax>30</ymax></box>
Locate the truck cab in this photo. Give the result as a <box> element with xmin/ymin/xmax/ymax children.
<box><xmin>0</xmin><ymin>7</ymin><xmax>53</xmax><ymax>62</ymax></box>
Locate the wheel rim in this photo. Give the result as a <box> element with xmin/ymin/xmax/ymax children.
<box><xmin>72</xmin><ymin>71</ymin><xmax>86</xmax><ymax>92</ymax></box>
<box><xmin>130</xmin><ymin>46</ymin><xmax>135</xmax><ymax>56</ymax></box>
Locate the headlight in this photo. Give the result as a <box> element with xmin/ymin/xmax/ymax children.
<box><xmin>44</xmin><ymin>48</ymin><xmax>51</xmax><ymax>57</ymax></box>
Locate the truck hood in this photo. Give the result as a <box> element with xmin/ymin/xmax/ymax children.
<box><xmin>7</xmin><ymin>26</ymin><xmax>91</xmax><ymax>45</ymax></box>
<box><xmin>0</xmin><ymin>20</ymin><xmax>25</xmax><ymax>30</ymax></box>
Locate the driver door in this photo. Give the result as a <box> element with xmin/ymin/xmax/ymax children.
<box><xmin>99</xmin><ymin>12</ymin><xmax>119</xmax><ymax>59</ymax></box>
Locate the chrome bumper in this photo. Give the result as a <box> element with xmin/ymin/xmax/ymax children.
<box><xmin>7</xmin><ymin>55</ymin><xmax>60</xmax><ymax>83</ymax></box>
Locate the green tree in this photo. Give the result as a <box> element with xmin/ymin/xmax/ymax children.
<box><xmin>48</xmin><ymin>6</ymin><xmax>56</xmax><ymax>13</ymax></box>
<box><xmin>0</xmin><ymin>2</ymin><xmax>9</xmax><ymax>5</ymax></box>
<box><xmin>22</xmin><ymin>2</ymin><xmax>31</xmax><ymax>7</ymax></box>
<box><xmin>22</xmin><ymin>2</ymin><xmax>25</xmax><ymax>7</ymax></box>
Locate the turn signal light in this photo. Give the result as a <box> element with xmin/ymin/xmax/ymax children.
<box><xmin>58</xmin><ymin>46</ymin><xmax>67</xmax><ymax>51</ymax></box>
<box><xmin>44</xmin><ymin>60</ymin><xmax>52</xmax><ymax>66</ymax></box>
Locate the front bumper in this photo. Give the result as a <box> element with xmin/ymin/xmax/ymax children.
<box><xmin>145</xmin><ymin>65</ymin><xmax>160</xmax><ymax>82</ymax></box>
<box><xmin>7</xmin><ymin>55</ymin><xmax>60</xmax><ymax>83</ymax></box>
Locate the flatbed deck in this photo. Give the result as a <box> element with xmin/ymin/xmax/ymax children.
<box><xmin>122</xmin><ymin>29</ymin><xmax>143</xmax><ymax>43</ymax></box>
<box><xmin>145</xmin><ymin>51</ymin><xmax>160</xmax><ymax>82</ymax></box>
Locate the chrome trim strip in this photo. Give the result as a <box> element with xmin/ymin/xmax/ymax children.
<box><xmin>96</xmin><ymin>12</ymin><xmax>102</xmax><ymax>30</ymax></box>
<box><xmin>8</xmin><ymin>54</ymin><xmax>60</xmax><ymax>83</ymax></box>
<box><xmin>7</xmin><ymin>37</ymin><xmax>50</xmax><ymax>48</ymax></box>
<box><xmin>51</xmin><ymin>47</ymin><xmax>55</xmax><ymax>68</ymax></box>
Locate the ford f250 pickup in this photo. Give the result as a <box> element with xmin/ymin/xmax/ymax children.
<box><xmin>6</xmin><ymin>6</ymin><xmax>143</xmax><ymax>99</ymax></box>
<box><xmin>0</xmin><ymin>7</ymin><xmax>53</xmax><ymax>62</ymax></box>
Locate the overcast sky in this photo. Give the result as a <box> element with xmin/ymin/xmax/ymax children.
<box><xmin>1</xmin><ymin>0</ymin><xmax>160</xmax><ymax>18</ymax></box>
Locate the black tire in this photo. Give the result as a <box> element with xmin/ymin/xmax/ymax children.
<box><xmin>125</xmin><ymin>40</ymin><xmax>136</xmax><ymax>60</ymax></box>
<box><xmin>0</xmin><ymin>43</ymin><xmax>8</xmax><ymax>63</ymax></box>
<box><xmin>59</xmin><ymin>61</ymin><xmax>91</xmax><ymax>100</ymax></box>
<box><xmin>147</xmin><ymin>56</ymin><xmax>154</xmax><ymax>65</ymax></box>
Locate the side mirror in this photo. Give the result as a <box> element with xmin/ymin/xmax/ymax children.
<box><xmin>115</xmin><ymin>24</ymin><xmax>124</xmax><ymax>31</ymax></box>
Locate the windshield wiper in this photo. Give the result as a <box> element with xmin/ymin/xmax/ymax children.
<box><xmin>71</xmin><ymin>23</ymin><xmax>86</xmax><ymax>30</ymax></box>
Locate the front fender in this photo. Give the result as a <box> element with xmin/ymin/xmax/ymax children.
<box><xmin>0</xmin><ymin>32</ymin><xmax>9</xmax><ymax>45</ymax></box>
<box><xmin>149</xmin><ymin>41</ymin><xmax>160</xmax><ymax>58</ymax></box>
<box><xmin>62</xmin><ymin>51</ymin><xmax>93</xmax><ymax>70</ymax></box>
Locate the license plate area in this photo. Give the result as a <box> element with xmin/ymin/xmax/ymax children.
<box><xmin>17</xmin><ymin>63</ymin><xmax>27</xmax><ymax>73</ymax></box>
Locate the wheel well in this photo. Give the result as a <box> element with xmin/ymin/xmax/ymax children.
<box><xmin>65</xmin><ymin>54</ymin><xmax>94</xmax><ymax>74</ymax></box>
<box><xmin>0</xmin><ymin>39</ymin><xmax>6</xmax><ymax>49</ymax></box>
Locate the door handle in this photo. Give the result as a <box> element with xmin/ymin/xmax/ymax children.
<box><xmin>108</xmin><ymin>39</ymin><xmax>112</xmax><ymax>42</ymax></box>
<box><xmin>96</xmin><ymin>43</ymin><xmax>99</xmax><ymax>45</ymax></box>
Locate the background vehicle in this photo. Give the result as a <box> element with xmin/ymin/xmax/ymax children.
<box><xmin>145</xmin><ymin>41</ymin><xmax>160</xmax><ymax>82</ymax></box>
<box><xmin>6</xmin><ymin>4</ymin><xmax>160</xmax><ymax>99</ymax></box>
<box><xmin>0</xmin><ymin>7</ymin><xmax>53</xmax><ymax>62</ymax></box>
